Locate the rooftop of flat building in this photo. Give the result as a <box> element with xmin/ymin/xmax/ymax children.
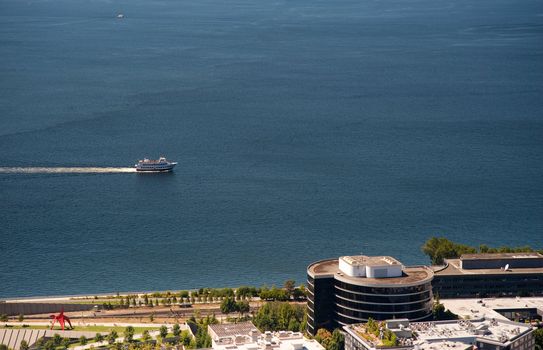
<box><xmin>209</xmin><ymin>322</ymin><xmax>261</xmax><ymax>339</ymax></box>
<box><xmin>344</xmin><ymin>317</ymin><xmax>533</xmax><ymax>350</ymax></box>
<box><xmin>210</xmin><ymin>325</ymin><xmax>324</xmax><ymax>350</ymax></box>
<box><xmin>412</xmin><ymin>318</ymin><xmax>532</xmax><ymax>346</ymax></box>
<box><xmin>340</xmin><ymin>255</ymin><xmax>401</xmax><ymax>266</ymax></box>
<box><xmin>460</xmin><ymin>252</ymin><xmax>543</xmax><ymax>260</ymax></box>
<box><xmin>434</xmin><ymin>259</ymin><xmax>543</xmax><ymax>276</ymax></box>
<box><xmin>308</xmin><ymin>258</ymin><xmax>433</xmax><ymax>286</ymax></box>
<box><xmin>441</xmin><ymin>296</ymin><xmax>543</xmax><ymax>321</ymax></box>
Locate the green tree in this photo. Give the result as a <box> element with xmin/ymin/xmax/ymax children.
<box><xmin>292</xmin><ymin>285</ymin><xmax>307</xmax><ymax>300</ymax></box>
<box><xmin>421</xmin><ymin>237</ymin><xmax>542</xmax><ymax>265</ymax></box>
<box><xmin>329</xmin><ymin>329</ymin><xmax>344</xmax><ymax>350</ymax></box>
<box><xmin>142</xmin><ymin>330</ymin><xmax>152</xmax><ymax>342</ymax></box>
<box><xmin>35</xmin><ymin>337</ymin><xmax>45</xmax><ymax>348</ymax></box>
<box><xmin>18</xmin><ymin>314</ymin><xmax>24</xmax><ymax>322</ymax></box>
<box><xmin>315</xmin><ymin>329</ymin><xmax>332</xmax><ymax>348</ymax></box>
<box><xmin>284</xmin><ymin>280</ymin><xmax>296</xmax><ymax>298</ymax></box>
<box><xmin>44</xmin><ymin>340</ymin><xmax>56</xmax><ymax>350</ymax></box>
<box><xmin>79</xmin><ymin>336</ymin><xmax>88</xmax><ymax>346</ymax></box>
<box><xmin>0</xmin><ymin>314</ymin><xmax>8</xmax><ymax>322</ymax></box>
<box><xmin>0</xmin><ymin>344</ymin><xmax>8</xmax><ymax>350</ymax></box>
<box><xmin>220</xmin><ymin>297</ymin><xmax>238</xmax><ymax>314</ymax></box>
<box><xmin>173</xmin><ymin>323</ymin><xmax>181</xmax><ymax>337</ymax></box>
<box><xmin>20</xmin><ymin>340</ymin><xmax>29</xmax><ymax>350</ymax></box>
<box><xmin>94</xmin><ymin>333</ymin><xmax>104</xmax><ymax>343</ymax></box>
<box><xmin>107</xmin><ymin>330</ymin><xmax>118</xmax><ymax>345</ymax></box>
<box><xmin>236</xmin><ymin>300</ymin><xmax>250</xmax><ymax>315</ymax></box>
<box><xmin>533</xmin><ymin>328</ymin><xmax>543</xmax><ymax>350</ymax></box>
<box><xmin>159</xmin><ymin>325</ymin><xmax>168</xmax><ymax>340</ymax></box>
<box><xmin>53</xmin><ymin>334</ymin><xmax>63</xmax><ymax>346</ymax></box>
<box><xmin>421</xmin><ymin>237</ymin><xmax>476</xmax><ymax>265</ymax></box>
<box><xmin>124</xmin><ymin>326</ymin><xmax>135</xmax><ymax>343</ymax></box>
<box><xmin>432</xmin><ymin>297</ymin><xmax>458</xmax><ymax>320</ymax></box>
<box><xmin>253</xmin><ymin>302</ymin><xmax>305</xmax><ymax>332</ymax></box>
<box><xmin>179</xmin><ymin>330</ymin><xmax>192</xmax><ymax>346</ymax></box>
<box><xmin>61</xmin><ymin>337</ymin><xmax>71</xmax><ymax>349</ymax></box>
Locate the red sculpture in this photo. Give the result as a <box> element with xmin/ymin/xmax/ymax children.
<box><xmin>50</xmin><ymin>309</ymin><xmax>73</xmax><ymax>330</ymax></box>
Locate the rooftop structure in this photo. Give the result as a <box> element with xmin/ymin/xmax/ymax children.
<box><xmin>207</xmin><ymin>322</ymin><xmax>324</xmax><ymax>350</ymax></box>
<box><xmin>343</xmin><ymin>317</ymin><xmax>535</xmax><ymax>350</ymax></box>
<box><xmin>338</xmin><ymin>256</ymin><xmax>403</xmax><ymax>278</ymax></box>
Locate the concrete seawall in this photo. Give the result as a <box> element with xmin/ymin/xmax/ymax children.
<box><xmin>0</xmin><ymin>303</ymin><xmax>94</xmax><ymax>316</ymax></box>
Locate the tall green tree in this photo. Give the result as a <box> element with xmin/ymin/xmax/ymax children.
<box><xmin>79</xmin><ymin>336</ymin><xmax>88</xmax><ymax>346</ymax></box>
<box><xmin>61</xmin><ymin>337</ymin><xmax>71</xmax><ymax>349</ymax></box>
<box><xmin>107</xmin><ymin>330</ymin><xmax>118</xmax><ymax>344</ymax></box>
<box><xmin>20</xmin><ymin>340</ymin><xmax>29</xmax><ymax>350</ymax></box>
<box><xmin>159</xmin><ymin>325</ymin><xmax>168</xmax><ymax>339</ymax></box>
<box><xmin>237</xmin><ymin>300</ymin><xmax>250</xmax><ymax>315</ymax></box>
<box><xmin>284</xmin><ymin>280</ymin><xmax>296</xmax><ymax>298</ymax></box>
<box><xmin>533</xmin><ymin>328</ymin><xmax>543</xmax><ymax>350</ymax></box>
<box><xmin>179</xmin><ymin>330</ymin><xmax>192</xmax><ymax>346</ymax></box>
<box><xmin>220</xmin><ymin>297</ymin><xmax>238</xmax><ymax>314</ymax></box>
<box><xmin>141</xmin><ymin>330</ymin><xmax>152</xmax><ymax>342</ymax></box>
<box><xmin>173</xmin><ymin>323</ymin><xmax>181</xmax><ymax>337</ymax></box>
<box><xmin>124</xmin><ymin>326</ymin><xmax>135</xmax><ymax>343</ymax></box>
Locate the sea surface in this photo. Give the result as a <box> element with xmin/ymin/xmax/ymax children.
<box><xmin>1</xmin><ymin>0</ymin><xmax>542</xmax><ymax>298</ymax></box>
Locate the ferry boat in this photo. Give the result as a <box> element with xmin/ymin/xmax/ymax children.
<box><xmin>135</xmin><ymin>157</ymin><xmax>177</xmax><ymax>172</ymax></box>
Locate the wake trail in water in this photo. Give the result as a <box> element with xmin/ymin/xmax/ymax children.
<box><xmin>0</xmin><ymin>167</ymin><xmax>136</xmax><ymax>174</ymax></box>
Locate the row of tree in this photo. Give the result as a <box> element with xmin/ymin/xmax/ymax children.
<box><xmin>35</xmin><ymin>333</ymin><xmax>72</xmax><ymax>350</ymax></box>
<box><xmin>106</xmin><ymin>281</ymin><xmax>307</xmax><ymax>310</ymax></box>
<box><xmin>421</xmin><ymin>236</ymin><xmax>543</xmax><ymax>265</ymax></box>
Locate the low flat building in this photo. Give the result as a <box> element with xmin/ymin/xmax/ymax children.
<box><xmin>433</xmin><ymin>253</ymin><xmax>543</xmax><ymax>298</ymax></box>
<box><xmin>307</xmin><ymin>255</ymin><xmax>434</xmax><ymax>335</ymax></box>
<box><xmin>343</xmin><ymin>317</ymin><xmax>535</xmax><ymax>350</ymax></box>
<box><xmin>441</xmin><ymin>296</ymin><xmax>543</xmax><ymax>324</ymax></box>
<box><xmin>208</xmin><ymin>322</ymin><xmax>324</xmax><ymax>350</ymax></box>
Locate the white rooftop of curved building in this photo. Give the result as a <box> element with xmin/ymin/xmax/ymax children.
<box><xmin>340</xmin><ymin>256</ymin><xmax>402</xmax><ymax>266</ymax></box>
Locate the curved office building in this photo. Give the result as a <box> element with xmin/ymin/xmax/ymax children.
<box><xmin>307</xmin><ymin>255</ymin><xmax>433</xmax><ymax>335</ymax></box>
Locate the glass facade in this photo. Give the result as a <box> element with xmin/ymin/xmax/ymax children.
<box><xmin>307</xmin><ymin>274</ymin><xmax>336</xmax><ymax>335</ymax></box>
<box><xmin>433</xmin><ymin>274</ymin><xmax>543</xmax><ymax>298</ymax></box>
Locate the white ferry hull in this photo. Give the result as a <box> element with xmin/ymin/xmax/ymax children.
<box><xmin>135</xmin><ymin>165</ymin><xmax>176</xmax><ymax>172</ymax></box>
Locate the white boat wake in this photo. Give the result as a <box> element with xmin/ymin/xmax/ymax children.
<box><xmin>0</xmin><ymin>167</ymin><xmax>136</xmax><ymax>174</ymax></box>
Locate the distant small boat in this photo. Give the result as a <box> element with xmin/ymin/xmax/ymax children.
<box><xmin>135</xmin><ymin>157</ymin><xmax>177</xmax><ymax>172</ymax></box>
<box><xmin>117</xmin><ymin>13</ymin><xmax>125</xmax><ymax>19</ymax></box>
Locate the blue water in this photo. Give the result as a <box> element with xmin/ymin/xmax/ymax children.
<box><xmin>1</xmin><ymin>0</ymin><xmax>542</xmax><ymax>298</ymax></box>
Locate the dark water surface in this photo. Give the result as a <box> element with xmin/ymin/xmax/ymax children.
<box><xmin>1</xmin><ymin>0</ymin><xmax>542</xmax><ymax>298</ymax></box>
